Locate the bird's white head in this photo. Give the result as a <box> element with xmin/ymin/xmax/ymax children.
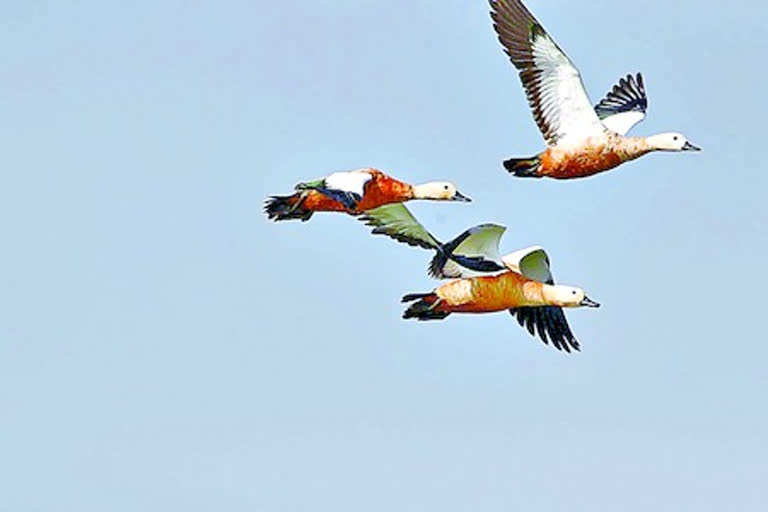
<box><xmin>543</xmin><ymin>285</ymin><xmax>600</xmax><ymax>309</ymax></box>
<box><xmin>412</xmin><ymin>181</ymin><xmax>471</xmax><ymax>202</ymax></box>
<box><xmin>646</xmin><ymin>132</ymin><xmax>701</xmax><ymax>152</ymax></box>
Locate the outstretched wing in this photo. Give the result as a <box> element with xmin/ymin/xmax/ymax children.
<box><xmin>509</xmin><ymin>307</ymin><xmax>581</xmax><ymax>352</ymax></box>
<box><xmin>489</xmin><ymin>0</ymin><xmax>605</xmax><ymax>144</ymax></box>
<box><xmin>359</xmin><ymin>204</ymin><xmax>440</xmax><ymax>250</ymax></box>
<box><xmin>360</xmin><ymin>209</ymin><xmax>505</xmax><ymax>279</ymax></box>
<box><xmin>501</xmin><ymin>245</ymin><xmax>553</xmax><ymax>283</ymax></box>
<box><xmin>436</xmin><ymin>224</ymin><xmax>507</xmax><ymax>279</ymax></box>
<box><xmin>503</xmin><ymin>246</ymin><xmax>580</xmax><ymax>352</ymax></box>
<box><xmin>595</xmin><ymin>73</ymin><xmax>647</xmax><ymax>135</ymax></box>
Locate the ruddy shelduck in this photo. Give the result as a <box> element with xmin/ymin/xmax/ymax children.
<box><xmin>489</xmin><ymin>0</ymin><xmax>700</xmax><ymax>180</ymax></box>
<box><xmin>361</xmin><ymin>204</ymin><xmax>599</xmax><ymax>352</ymax></box>
<box><xmin>265</xmin><ymin>168</ymin><xmax>470</xmax><ymax>221</ymax></box>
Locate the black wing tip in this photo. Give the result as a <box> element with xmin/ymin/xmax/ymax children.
<box><xmin>595</xmin><ymin>71</ymin><xmax>648</xmax><ymax>117</ymax></box>
<box><xmin>509</xmin><ymin>307</ymin><xmax>581</xmax><ymax>353</ymax></box>
<box><xmin>488</xmin><ymin>0</ymin><xmax>542</xmax><ymax>43</ymax></box>
<box><xmin>362</xmin><ymin>224</ymin><xmax>436</xmax><ymax>251</ymax></box>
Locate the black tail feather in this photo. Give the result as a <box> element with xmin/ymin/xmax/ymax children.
<box><xmin>401</xmin><ymin>292</ymin><xmax>433</xmax><ymax>303</ymax></box>
<box><xmin>503</xmin><ymin>156</ymin><xmax>541</xmax><ymax>178</ymax></box>
<box><xmin>264</xmin><ymin>195</ymin><xmax>313</xmax><ymax>222</ymax></box>
<box><xmin>402</xmin><ymin>292</ymin><xmax>450</xmax><ymax>321</ymax></box>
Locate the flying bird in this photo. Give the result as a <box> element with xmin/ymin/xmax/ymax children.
<box><xmin>489</xmin><ymin>0</ymin><xmax>700</xmax><ymax>180</ymax></box>
<box><xmin>360</xmin><ymin>204</ymin><xmax>599</xmax><ymax>352</ymax></box>
<box><xmin>264</xmin><ymin>168</ymin><xmax>470</xmax><ymax>221</ymax></box>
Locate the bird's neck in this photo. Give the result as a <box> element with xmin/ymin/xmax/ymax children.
<box><xmin>616</xmin><ymin>136</ymin><xmax>653</xmax><ymax>161</ymax></box>
<box><xmin>410</xmin><ymin>183</ymin><xmax>435</xmax><ymax>200</ymax></box>
<box><xmin>536</xmin><ymin>283</ymin><xmax>560</xmax><ymax>307</ymax></box>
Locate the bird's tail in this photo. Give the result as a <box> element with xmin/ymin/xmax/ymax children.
<box><xmin>401</xmin><ymin>292</ymin><xmax>451</xmax><ymax>321</ymax></box>
<box><xmin>502</xmin><ymin>156</ymin><xmax>541</xmax><ymax>178</ymax></box>
<box><xmin>264</xmin><ymin>193</ymin><xmax>313</xmax><ymax>222</ymax></box>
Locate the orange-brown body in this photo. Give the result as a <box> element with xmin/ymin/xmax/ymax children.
<box><xmin>538</xmin><ymin>135</ymin><xmax>651</xmax><ymax>179</ymax></box>
<box><xmin>434</xmin><ymin>271</ymin><xmax>546</xmax><ymax>314</ymax></box>
<box><xmin>300</xmin><ymin>170</ymin><xmax>413</xmax><ymax>214</ymax></box>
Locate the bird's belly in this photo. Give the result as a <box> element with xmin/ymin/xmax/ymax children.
<box><xmin>438</xmin><ymin>275</ymin><xmax>535</xmax><ymax>313</ymax></box>
<box><xmin>542</xmin><ymin>149</ymin><xmax>624</xmax><ymax>179</ymax></box>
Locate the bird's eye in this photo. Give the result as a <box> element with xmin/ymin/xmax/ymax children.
<box><xmin>673</xmin><ymin>136</ymin><xmax>679</xmax><ymax>141</ymax></box>
<box><xmin>572</xmin><ymin>291</ymin><xmax>577</xmax><ymax>295</ymax></box>
<box><xmin>444</xmin><ymin>185</ymin><xmax>449</xmax><ymax>190</ymax></box>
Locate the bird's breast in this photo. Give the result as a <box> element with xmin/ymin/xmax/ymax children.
<box><xmin>355</xmin><ymin>175</ymin><xmax>412</xmax><ymax>211</ymax></box>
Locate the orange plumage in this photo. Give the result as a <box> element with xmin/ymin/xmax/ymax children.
<box><xmin>537</xmin><ymin>138</ymin><xmax>645</xmax><ymax>179</ymax></box>
<box><xmin>436</xmin><ymin>271</ymin><xmax>544</xmax><ymax>313</ymax></box>
<box><xmin>265</xmin><ymin>168</ymin><xmax>469</xmax><ymax>222</ymax></box>
<box><xmin>296</xmin><ymin>172</ymin><xmax>411</xmax><ymax>212</ymax></box>
<box><xmin>404</xmin><ymin>271</ymin><xmax>548</xmax><ymax>321</ymax></box>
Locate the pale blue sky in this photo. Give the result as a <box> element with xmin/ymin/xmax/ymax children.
<box><xmin>1</xmin><ymin>0</ymin><xmax>766</xmax><ymax>510</ymax></box>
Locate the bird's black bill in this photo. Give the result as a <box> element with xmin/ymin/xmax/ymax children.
<box><xmin>682</xmin><ymin>141</ymin><xmax>701</xmax><ymax>151</ymax></box>
<box><xmin>580</xmin><ymin>296</ymin><xmax>600</xmax><ymax>308</ymax></box>
<box><xmin>452</xmin><ymin>191</ymin><xmax>472</xmax><ymax>202</ymax></box>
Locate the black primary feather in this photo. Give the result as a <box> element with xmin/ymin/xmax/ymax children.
<box><xmin>594</xmin><ymin>73</ymin><xmax>647</xmax><ymax>119</ymax></box>
<box><xmin>509</xmin><ymin>306</ymin><xmax>580</xmax><ymax>352</ymax></box>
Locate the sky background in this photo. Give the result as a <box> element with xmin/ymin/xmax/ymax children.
<box><xmin>1</xmin><ymin>0</ymin><xmax>766</xmax><ymax>510</ymax></box>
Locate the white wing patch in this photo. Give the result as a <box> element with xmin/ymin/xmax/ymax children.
<box><xmin>325</xmin><ymin>170</ymin><xmax>373</xmax><ymax>196</ymax></box>
<box><xmin>600</xmin><ymin>111</ymin><xmax>646</xmax><ymax>135</ymax></box>
<box><xmin>502</xmin><ymin>245</ymin><xmax>553</xmax><ymax>283</ymax></box>
<box><xmin>441</xmin><ymin>224</ymin><xmax>506</xmax><ymax>278</ymax></box>
<box><xmin>529</xmin><ymin>33</ymin><xmax>605</xmax><ymax>144</ymax></box>
<box><xmin>489</xmin><ymin>1</ymin><xmax>607</xmax><ymax>144</ymax></box>
<box><xmin>452</xmin><ymin>224</ymin><xmax>506</xmax><ymax>260</ymax></box>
